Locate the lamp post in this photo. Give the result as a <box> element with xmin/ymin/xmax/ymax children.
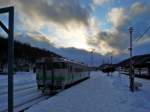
<box><xmin>128</xmin><ymin>27</ymin><xmax>134</xmax><ymax>92</ymax></box>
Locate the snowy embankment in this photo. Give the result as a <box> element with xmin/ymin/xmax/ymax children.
<box><xmin>26</xmin><ymin>71</ymin><xmax>150</xmax><ymax>112</ymax></box>
<box><xmin>0</xmin><ymin>72</ymin><xmax>48</xmax><ymax>112</ymax></box>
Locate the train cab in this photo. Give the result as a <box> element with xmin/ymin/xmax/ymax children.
<box><xmin>36</xmin><ymin>57</ymin><xmax>90</xmax><ymax>94</ymax></box>
<box><xmin>36</xmin><ymin>57</ymin><xmax>68</xmax><ymax>93</ymax></box>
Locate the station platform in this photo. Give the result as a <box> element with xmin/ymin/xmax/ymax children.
<box><xmin>26</xmin><ymin>72</ymin><xmax>150</xmax><ymax>112</ymax></box>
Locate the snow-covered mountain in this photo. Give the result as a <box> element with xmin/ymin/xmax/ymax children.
<box><xmin>0</xmin><ymin>32</ymin><xmax>123</xmax><ymax>66</ymax></box>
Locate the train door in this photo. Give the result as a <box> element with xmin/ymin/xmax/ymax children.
<box><xmin>46</xmin><ymin>62</ymin><xmax>53</xmax><ymax>90</ymax></box>
<box><xmin>36</xmin><ymin>62</ymin><xmax>45</xmax><ymax>89</ymax></box>
<box><xmin>70</xmin><ymin>64</ymin><xmax>74</xmax><ymax>83</ymax></box>
<box><xmin>68</xmin><ymin>63</ymin><xmax>73</xmax><ymax>84</ymax></box>
<box><xmin>53</xmin><ymin>62</ymin><xmax>67</xmax><ymax>90</ymax></box>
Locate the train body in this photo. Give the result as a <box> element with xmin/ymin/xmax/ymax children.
<box><xmin>36</xmin><ymin>57</ymin><xmax>90</xmax><ymax>94</ymax></box>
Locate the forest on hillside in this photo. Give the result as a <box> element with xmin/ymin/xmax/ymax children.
<box><xmin>0</xmin><ymin>37</ymin><xmax>61</xmax><ymax>71</ymax></box>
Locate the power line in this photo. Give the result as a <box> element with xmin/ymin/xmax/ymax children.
<box><xmin>133</xmin><ymin>25</ymin><xmax>150</xmax><ymax>45</ymax></box>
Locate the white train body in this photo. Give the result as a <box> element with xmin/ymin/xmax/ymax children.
<box><xmin>36</xmin><ymin>57</ymin><xmax>90</xmax><ymax>93</ymax></box>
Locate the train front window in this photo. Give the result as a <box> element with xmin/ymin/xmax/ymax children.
<box><xmin>53</xmin><ymin>62</ymin><xmax>67</xmax><ymax>69</ymax></box>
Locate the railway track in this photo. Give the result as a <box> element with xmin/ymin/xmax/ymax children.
<box><xmin>0</xmin><ymin>84</ymin><xmax>37</xmax><ymax>95</ymax></box>
<box><xmin>0</xmin><ymin>74</ymin><xmax>50</xmax><ymax>112</ymax></box>
<box><xmin>14</xmin><ymin>95</ymin><xmax>49</xmax><ymax>112</ymax></box>
<box><xmin>0</xmin><ymin>85</ymin><xmax>50</xmax><ymax>112</ymax></box>
<box><xmin>0</xmin><ymin>94</ymin><xmax>49</xmax><ymax>112</ymax></box>
<box><xmin>0</xmin><ymin>81</ymin><xmax>36</xmax><ymax>88</ymax></box>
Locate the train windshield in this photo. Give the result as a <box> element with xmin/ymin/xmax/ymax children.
<box><xmin>53</xmin><ymin>62</ymin><xmax>67</xmax><ymax>69</ymax></box>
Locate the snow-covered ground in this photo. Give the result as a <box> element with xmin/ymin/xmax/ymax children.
<box><xmin>0</xmin><ymin>72</ymin><xmax>48</xmax><ymax>112</ymax></box>
<box><xmin>26</xmin><ymin>71</ymin><xmax>150</xmax><ymax>112</ymax></box>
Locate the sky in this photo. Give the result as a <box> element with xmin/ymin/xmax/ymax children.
<box><xmin>0</xmin><ymin>0</ymin><xmax>150</xmax><ymax>65</ymax></box>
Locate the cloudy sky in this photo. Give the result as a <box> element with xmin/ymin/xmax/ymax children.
<box><xmin>0</xmin><ymin>0</ymin><xmax>150</xmax><ymax>65</ymax></box>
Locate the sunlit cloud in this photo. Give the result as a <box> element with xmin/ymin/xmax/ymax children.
<box><xmin>108</xmin><ymin>7</ymin><xmax>129</xmax><ymax>29</ymax></box>
<box><xmin>130</xmin><ymin>2</ymin><xmax>146</xmax><ymax>17</ymax></box>
<box><xmin>0</xmin><ymin>0</ymin><xmax>149</xmax><ymax>58</ymax></box>
<box><xmin>0</xmin><ymin>0</ymin><xmax>13</xmax><ymax>8</ymax></box>
<box><xmin>92</xmin><ymin>0</ymin><xmax>109</xmax><ymax>6</ymax></box>
<box><xmin>13</xmin><ymin>0</ymin><xmax>93</xmax><ymax>50</ymax></box>
<box><xmin>134</xmin><ymin>35</ymin><xmax>150</xmax><ymax>46</ymax></box>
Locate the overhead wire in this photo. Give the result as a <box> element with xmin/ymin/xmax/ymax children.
<box><xmin>133</xmin><ymin>25</ymin><xmax>150</xmax><ymax>47</ymax></box>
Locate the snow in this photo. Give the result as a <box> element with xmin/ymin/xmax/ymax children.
<box><xmin>26</xmin><ymin>71</ymin><xmax>150</xmax><ymax>112</ymax></box>
<box><xmin>0</xmin><ymin>72</ymin><xmax>47</xmax><ymax>112</ymax></box>
<box><xmin>0</xmin><ymin>72</ymin><xmax>36</xmax><ymax>87</ymax></box>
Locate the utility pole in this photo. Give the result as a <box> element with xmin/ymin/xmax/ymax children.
<box><xmin>90</xmin><ymin>49</ymin><xmax>95</xmax><ymax>66</ymax></box>
<box><xmin>110</xmin><ymin>56</ymin><xmax>112</xmax><ymax>65</ymax></box>
<box><xmin>128</xmin><ymin>27</ymin><xmax>134</xmax><ymax>92</ymax></box>
<box><xmin>0</xmin><ymin>7</ymin><xmax>14</xmax><ymax>112</ymax></box>
<box><xmin>102</xmin><ymin>59</ymin><xmax>105</xmax><ymax>64</ymax></box>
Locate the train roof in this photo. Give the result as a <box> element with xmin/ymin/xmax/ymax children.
<box><xmin>52</xmin><ymin>57</ymin><xmax>88</xmax><ymax>66</ymax></box>
<box><xmin>36</xmin><ymin>56</ymin><xmax>88</xmax><ymax>67</ymax></box>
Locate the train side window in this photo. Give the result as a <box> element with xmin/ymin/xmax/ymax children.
<box><xmin>75</xmin><ymin>68</ymin><xmax>82</xmax><ymax>72</ymax></box>
<box><xmin>62</xmin><ymin>62</ymin><xmax>67</xmax><ymax>68</ymax></box>
<box><xmin>47</xmin><ymin>63</ymin><xmax>52</xmax><ymax>70</ymax></box>
<box><xmin>53</xmin><ymin>62</ymin><xmax>60</xmax><ymax>68</ymax></box>
<box><xmin>53</xmin><ymin>62</ymin><xmax>67</xmax><ymax>69</ymax></box>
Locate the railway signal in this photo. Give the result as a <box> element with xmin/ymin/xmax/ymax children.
<box><xmin>0</xmin><ymin>6</ymin><xmax>14</xmax><ymax>112</ymax></box>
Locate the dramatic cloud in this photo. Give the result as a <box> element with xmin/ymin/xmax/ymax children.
<box><xmin>108</xmin><ymin>7</ymin><xmax>129</xmax><ymax>29</ymax></box>
<box><xmin>131</xmin><ymin>2</ymin><xmax>146</xmax><ymax>16</ymax></box>
<box><xmin>1</xmin><ymin>0</ymin><xmax>149</xmax><ymax>62</ymax></box>
<box><xmin>0</xmin><ymin>0</ymin><xmax>12</xmax><ymax>8</ymax></box>
<box><xmin>16</xmin><ymin>0</ymin><xmax>91</xmax><ymax>27</ymax></box>
<box><xmin>12</xmin><ymin>0</ymin><xmax>95</xmax><ymax>51</ymax></box>
<box><xmin>14</xmin><ymin>32</ymin><xmax>103</xmax><ymax>65</ymax></box>
<box><xmin>15</xmin><ymin>32</ymin><xmax>57</xmax><ymax>51</ymax></box>
<box><xmin>87</xmin><ymin>7</ymin><xmax>130</xmax><ymax>55</ymax></box>
<box><xmin>14</xmin><ymin>1</ymin><xmax>149</xmax><ymax>56</ymax></box>
<box><xmin>87</xmin><ymin>29</ymin><xmax>129</xmax><ymax>55</ymax></box>
<box><xmin>92</xmin><ymin>0</ymin><xmax>109</xmax><ymax>6</ymax></box>
<box><xmin>87</xmin><ymin>2</ymin><xmax>149</xmax><ymax>56</ymax></box>
<box><xmin>134</xmin><ymin>35</ymin><xmax>150</xmax><ymax>46</ymax></box>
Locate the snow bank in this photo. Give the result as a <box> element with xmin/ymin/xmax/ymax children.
<box><xmin>0</xmin><ymin>72</ymin><xmax>39</xmax><ymax>112</ymax></box>
<box><xmin>0</xmin><ymin>72</ymin><xmax>36</xmax><ymax>87</ymax></box>
<box><xmin>26</xmin><ymin>71</ymin><xmax>150</xmax><ymax>112</ymax></box>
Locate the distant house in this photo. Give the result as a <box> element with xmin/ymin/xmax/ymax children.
<box><xmin>118</xmin><ymin>54</ymin><xmax>150</xmax><ymax>78</ymax></box>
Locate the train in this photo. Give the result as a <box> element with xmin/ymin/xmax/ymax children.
<box><xmin>35</xmin><ymin>57</ymin><xmax>90</xmax><ymax>94</ymax></box>
<box><xmin>100</xmin><ymin>64</ymin><xmax>116</xmax><ymax>73</ymax></box>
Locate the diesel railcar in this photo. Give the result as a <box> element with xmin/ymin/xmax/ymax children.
<box><xmin>36</xmin><ymin>57</ymin><xmax>90</xmax><ymax>94</ymax></box>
